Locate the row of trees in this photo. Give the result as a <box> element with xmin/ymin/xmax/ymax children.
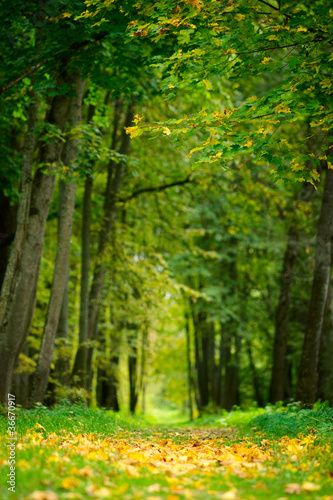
<box><xmin>0</xmin><ymin>0</ymin><xmax>332</xmax><ymax>413</ymax></box>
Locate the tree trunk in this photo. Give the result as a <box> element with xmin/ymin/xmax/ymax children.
<box><xmin>317</xmin><ymin>287</ymin><xmax>333</xmax><ymax>401</ymax></box>
<box><xmin>29</xmin><ymin>76</ymin><xmax>85</xmax><ymax>405</ymax></box>
<box><xmin>0</xmin><ymin>90</ymin><xmax>70</xmax><ymax>406</ymax></box>
<box><xmin>139</xmin><ymin>325</ymin><xmax>148</xmax><ymax>415</ymax></box>
<box><xmin>192</xmin><ymin>309</ymin><xmax>209</xmax><ymax>410</ymax></box>
<box><xmin>54</xmin><ymin>262</ymin><xmax>70</xmax><ymax>388</ymax></box>
<box><xmin>296</xmin><ymin>167</ymin><xmax>333</xmax><ymax>404</ymax></box>
<box><xmin>246</xmin><ymin>340</ymin><xmax>264</xmax><ymax>407</ymax></box>
<box><xmin>185</xmin><ymin>312</ymin><xmax>194</xmax><ymax>420</ymax></box>
<box><xmin>85</xmin><ymin>103</ymin><xmax>134</xmax><ymax>391</ymax></box>
<box><xmin>128</xmin><ymin>326</ymin><xmax>139</xmax><ymax>414</ymax></box>
<box><xmin>0</xmin><ymin>94</ymin><xmax>38</xmax><ymax>315</ymax></box>
<box><xmin>269</xmin><ymin>181</ymin><xmax>316</xmax><ymax>404</ymax></box>
<box><xmin>71</xmin><ymin>174</ymin><xmax>93</xmax><ymax>389</ymax></box>
<box><xmin>0</xmin><ymin>193</ymin><xmax>17</xmax><ymax>290</ymax></box>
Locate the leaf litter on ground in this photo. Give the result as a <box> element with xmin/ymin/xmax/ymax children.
<box><xmin>0</xmin><ymin>405</ymin><xmax>333</xmax><ymax>500</ymax></box>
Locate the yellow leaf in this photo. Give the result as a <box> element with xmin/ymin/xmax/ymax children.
<box><xmin>244</xmin><ymin>140</ymin><xmax>253</xmax><ymax>148</ymax></box>
<box><xmin>78</xmin><ymin>465</ymin><xmax>94</xmax><ymax>476</ymax></box>
<box><xmin>148</xmin><ymin>484</ymin><xmax>162</xmax><ymax>492</ymax></box>
<box><xmin>261</xmin><ymin>57</ymin><xmax>271</xmax><ymax>64</ymax></box>
<box><xmin>235</xmin><ymin>14</ymin><xmax>245</xmax><ymax>21</ymax></box>
<box><xmin>91</xmin><ymin>487</ymin><xmax>112</xmax><ymax>498</ymax></box>
<box><xmin>125</xmin><ymin>126</ymin><xmax>138</xmax><ymax>135</ymax></box>
<box><xmin>34</xmin><ymin>423</ymin><xmax>47</xmax><ymax>432</ymax></box>
<box><xmin>86</xmin><ymin>450</ymin><xmax>109</xmax><ymax>461</ymax></box>
<box><xmin>30</xmin><ymin>492</ymin><xmax>59</xmax><ymax>500</ymax></box>
<box><xmin>134</xmin><ymin>114</ymin><xmax>143</xmax><ymax>124</ymax></box>
<box><xmin>168</xmin><ymin>83</ymin><xmax>175</xmax><ymax>88</ymax></box>
<box><xmin>202</xmin><ymin>79</ymin><xmax>213</xmax><ymax>90</ymax></box>
<box><xmin>267</xmin><ymin>35</ymin><xmax>277</xmax><ymax>40</ymax></box>
<box><xmin>285</xmin><ymin>483</ymin><xmax>302</xmax><ymax>494</ymax></box>
<box><xmin>163</xmin><ymin>127</ymin><xmax>172</xmax><ymax>135</ymax></box>
<box><xmin>328</xmin><ymin>162</ymin><xmax>333</xmax><ymax>169</ymax></box>
<box><xmin>246</xmin><ymin>95</ymin><xmax>257</xmax><ymax>102</ymax></box>
<box><xmin>62</xmin><ymin>12</ymin><xmax>72</xmax><ymax>18</ymax></box>
<box><xmin>302</xmin><ymin>482</ymin><xmax>321</xmax><ymax>492</ymax></box>
<box><xmin>297</xmin><ymin>26</ymin><xmax>307</xmax><ymax>32</ymax></box>
<box><xmin>61</xmin><ymin>478</ymin><xmax>80</xmax><ymax>490</ymax></box>
<box><xmin>275</xmin><ymin>104</ymin><xmax>291</xmax><ymax>114</ymax></box>
<box><xmin>221</xmin><ymin>491</ymin><xmax>238</xmax><ymax>500</ymax></box>
<box><xmin>17</xmin><ymin>459</ymin><xmax>30</xmax><ymax>470</ymax></box>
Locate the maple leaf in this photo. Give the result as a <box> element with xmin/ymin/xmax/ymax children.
<box><xmin>187</xmin><ymin>0</ymin><xmax>204</xmax><ymax>10</ymax></box>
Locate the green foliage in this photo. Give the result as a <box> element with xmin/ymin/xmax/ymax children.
<box><xmin>250</xmin><ymin>402</ymin><xmax>333</xmax><ymax>440</ymax></box>
<box><xmin>0</xmin><ymin>402</ymin><xmax>139</xmax><ymax>437</ymax></box>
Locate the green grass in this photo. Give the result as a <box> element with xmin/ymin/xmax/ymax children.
<box><xmin>0</xmin><ymin>402</ymin><xmax>332</xmax><ymax>500</ymax></box>
<box><xmin>0</xmin><ymin>402</ymin><xmax>140</xmax><ymax>437</ymax></box>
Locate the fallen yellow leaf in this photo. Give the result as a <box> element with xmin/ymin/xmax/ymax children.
<box><xmin>302</xmin><ymin>482</ymin><xmax>321</xmax><ymax>492</ymax></box>
<box><xmin>285</xmin><ymin>483</ymin><xmax>302</xmax><ymax>494</ymax></box>
<box><xmin>61</xmin><ymin>477</ymin><xmax>80</xmax><ymax>490</ymax></box>
<box><xmin>30</xmin><ymin>492</ymin><xmax>58</xmax><ymax>500</ymax></box>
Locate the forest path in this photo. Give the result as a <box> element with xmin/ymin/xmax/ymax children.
<box><xmin>4</xmin><ymin>420</ymin><xmax>331</xmax><ymax>500</ymax></box>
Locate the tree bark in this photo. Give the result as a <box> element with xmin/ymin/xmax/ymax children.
<box><xmin>29</xmin><ymin>75</ymin><xmax>85</xmax><ymax>405</ymax></box>
<box><xmin>0</xmin><ymin>193</ymin><xmax>17</xmax><ymax>290</ymax></box>
<box><xmin>54</xmin><ymin>260</ymin><xmax>70</xmax><ymax>388</ymax></box>
<box><xmin>85</xmin><ymin>103</ymin><xmax>134</xmax><ymax>390</ymax></box>
<box><xmin>223</xmin><ymin>334</ymin><xmax>241</xmax><ymax>411</ymax></box>
<box><xmin>185</xmin><ymin>312</ymin><xmax>194</xmax><ymax>420</ymax></box>
<box><xmin>296</xmin><ymin>167</ymin><xmax>333</xmax><ymax>404</ymax></box>
<box><xmin>0</xmin><ymin>90</ymin><xmax>69</xmax><ymax>406</ymax></box>
<box><xmin>317</xmin><ymin>287</ymin><xmax>333</xmax><ymax>401</ymax></box>
<box><xmin>269</xmin><ymin>181</ymin><xmax>316</xmax><ymax>404</ymax></box>
<box><xmin>128</xmin><ymin>326</ymin><xmax>139</xmax><ymax>414</ymax></box>
<box><xmin>246</xmin><ymin>340</ymin><xmax>264</xmax><ymax>407</ymax></box>
<box><xmin>71</xmin><ymin>174</ymin><xmax>93</xmax><ymax>388</ymax></box>
<box><xmin>0</xmin><ymin>94</ymin><xmax>39</xmax><ymax>321</ymax></box>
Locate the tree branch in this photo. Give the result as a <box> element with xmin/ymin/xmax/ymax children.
<box><xmin>0</xmin><ymin>32</ymin><xmax>108</xmax><ymax>96</ymax></box>
<box><xmin>0</xmin><ymin>63</ymin><xmax>44</xmax><ymax>95</ymax></box>
<box><xmin>257</xmin><ymin>0</ymin><xmax>291</xmax><ymax>19</ymax></box>
<box><xmin>118</xmin><ymin>175</ymin><xmax>193</xmax><ymax>203</ymax></box>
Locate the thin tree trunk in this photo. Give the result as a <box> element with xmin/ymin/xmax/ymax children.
<box><xmin>0</xmin><ymin>90</ymin><xmax>69</xmax><ymax>406</ymax></box>
<box><xmin>185</xmin><ymin>312</ymin><xmax>194</xmax><ymax>420</ymax></box>
<box><xmin>296</xmin><ymin>167</ymin><xmax>333</xmax><ymax>404</ymax></box>
<box><xmin>71</xmin><ymin>174</ymin><xmax>92</xmax><ymax>388</ymax></box>
<box><xmin>128</xmin><ymin>326</ymin><xmax>139</xmax><ymax>414</ymax></box>
<box><xmin>29</xmin><ymin>76</ymin><xmax>85</xmax><ymax>405</ymax></box>
<box><xmin>246</xmin><ymin>340</ymin><xmax>264</xmax><ymax>407</ymax></box>
<box><xmin>54</xmin><ymin>261</ymin><xmax>70</xmax><ymax>388</ymax></box>
<box><xmin>223</xmin><ymin>334</ymin><xmax>241</xmax><ymax>411</ymax></box>
<box><xmin>269</xmin><ymin>181</ymin><xmax>316</xmax><ymax>403</ymax></box>
<box><xmin>139</xmin><ymin>325</ymin><xmax>148</xmax><ymax>415</ymax></box>
<box><xmin>215</xmin><ymin>325</ymin><xmax>225</xmax><ymax>407</ymax></box>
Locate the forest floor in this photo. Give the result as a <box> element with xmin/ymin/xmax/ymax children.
<box><xmin>0</xmin><ymin>404</ymin><xmax>333</xmax><ymax>500</ymax></box>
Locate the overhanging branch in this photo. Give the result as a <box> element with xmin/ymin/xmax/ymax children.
<box><xmin>118</xmin><ymin>174</ymin><xmax>193</xmax><ymax>203</ymax></box>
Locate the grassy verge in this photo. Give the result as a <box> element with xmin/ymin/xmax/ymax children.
<box><xmin>0</xmin><ymin>402</ymin><xmax>332</xmax><ymax>500</ymax></box>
